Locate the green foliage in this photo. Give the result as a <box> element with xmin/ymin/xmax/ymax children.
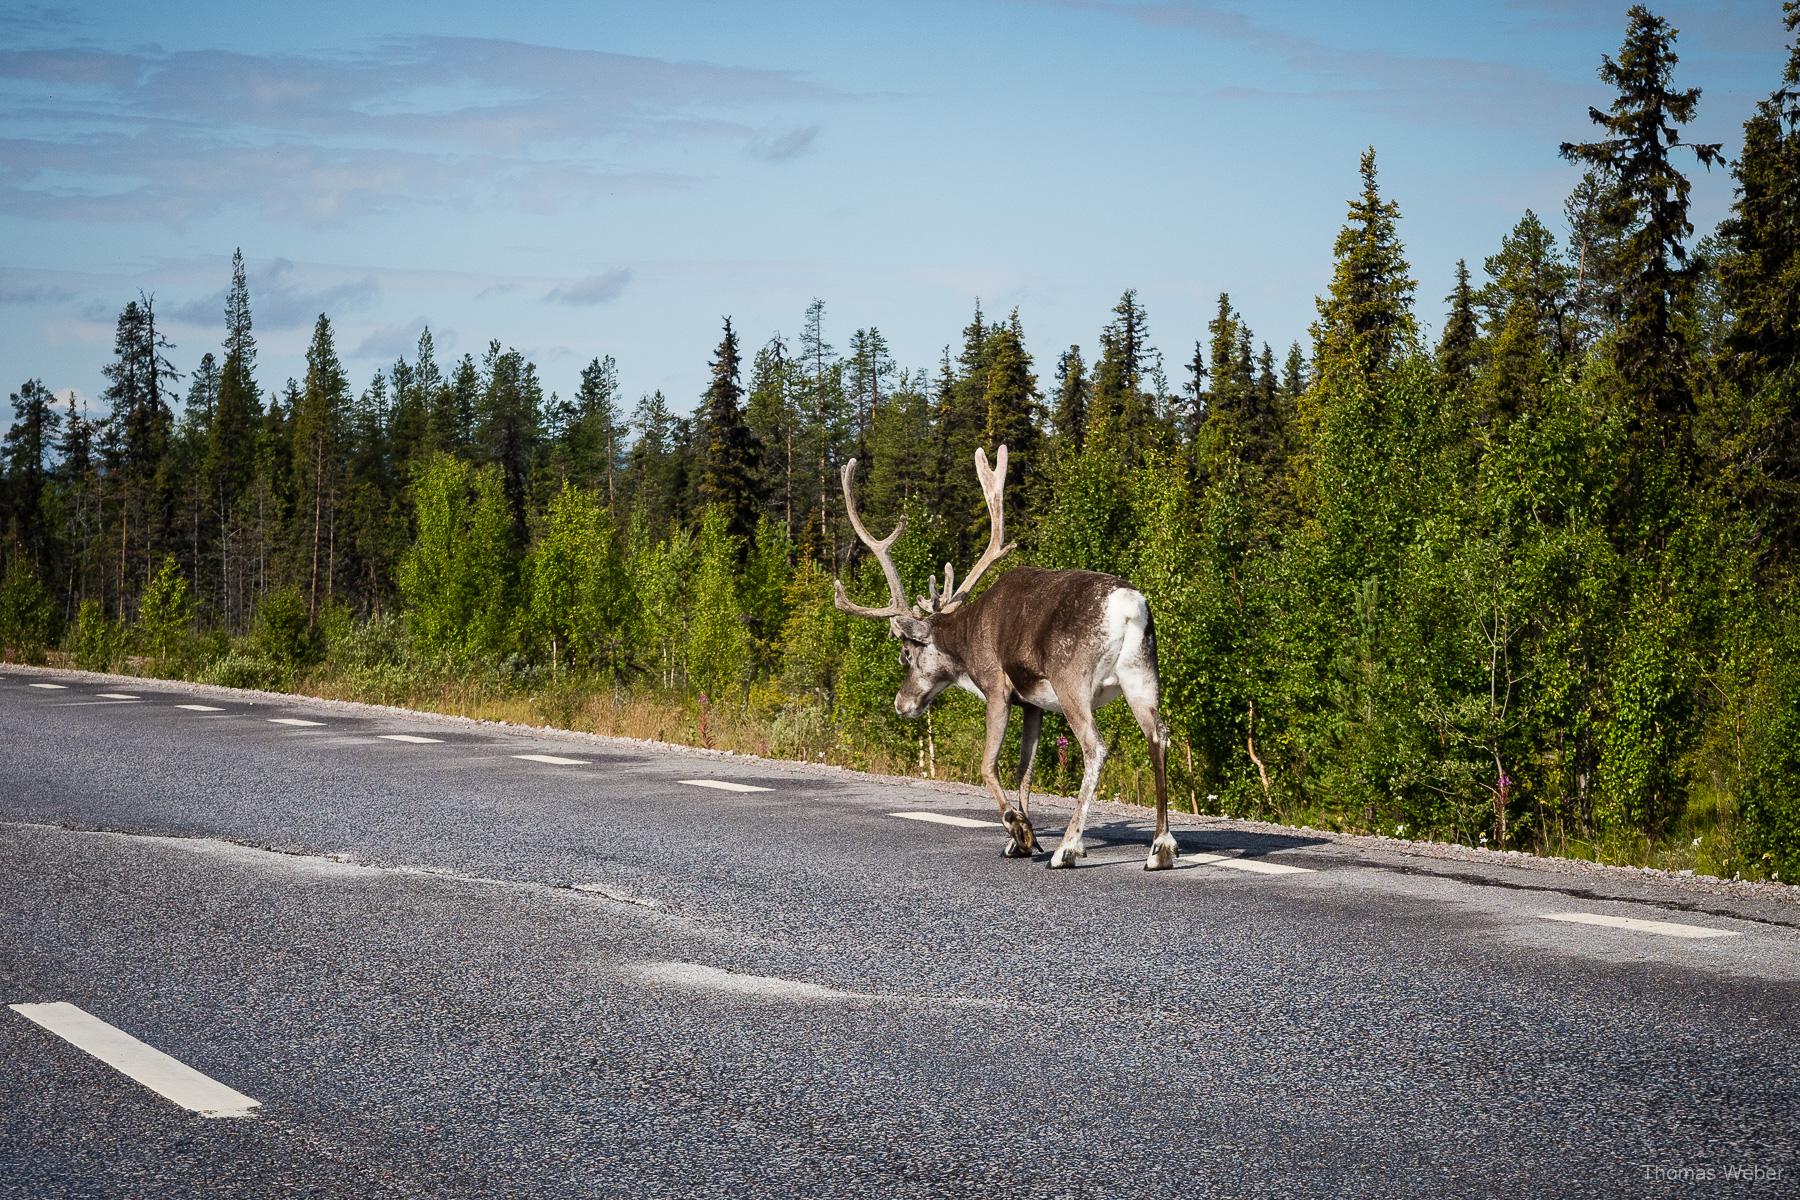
<box><xmin>397</xmin><ymin>454</ymin><xmax>516</xmax><ymax>659</ymax></box>
<box><xmin>686</xmin><ymin>507</ymin><xmax>749</xmax><ymax>700</ymax></box>
<box><xmin>525</xmin><ymin>483</ymin><xmax>633</xmax><ymax>678</ymax></box>
<box><xmin>68</xmin><ymin>599</ymin><xmax>124</xmax><ymax>671</ymax></box>
<box><xmin>1741</xmin><ymin>585</ymin><xmax>1800</xmax><ymax>879</ymax></box>
<box><xmin>0</xmin><ymin>555</ymin><xmax>56</xmax><ymax>662</ymax></box>
<box><xmin>251</xmin><ymin>586</ymin><xmax>323</xmax><ymax>669</ymax></box>
<box><xmin>136</xmin><ymin>554</ymin><xmax>194</xmax><ymax>671</ymax></box>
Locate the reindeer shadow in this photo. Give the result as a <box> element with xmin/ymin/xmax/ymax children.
<box><xmin>1062</xmin><ymin>820</ymin><xmax>1329</xmax><ymax>868</ymax></box>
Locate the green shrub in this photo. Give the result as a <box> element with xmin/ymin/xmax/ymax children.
<box><xmin>251</xmin><ymin>586</ymin><xmax>323</xmax><ymax>669</ymax></box>
<box><xmin>200</xmin><ymin>652</ymin><xmax>288</xmax><ymax>691</ymax></box>
<box><xmin>0</xmin><ymin>558</ymin><xmax>58</xmax><ymax>663</ymax></box>
<box><xmin>68</xmin><ymin>599</ymin><xmax>125</xmax><ymax>672</ymax></box>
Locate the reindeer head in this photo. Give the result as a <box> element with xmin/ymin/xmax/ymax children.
<box><xmin>834</xmin><ymin>445</ymin><xmax>1016</xmax><ymax>719</ymax></box>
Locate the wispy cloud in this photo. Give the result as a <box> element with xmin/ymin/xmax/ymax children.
<box><xmin>0</xmin><ymin>37</ymin><xmax>843</xmax><ymax>226</ymax></box>
<box><xmin>1020</xmin><ymin>0</ymin><xmax>1589</xmax><ymax>125</ymax></box>
<box><xmin>752</xmin><ymin>124</ymin><xmax>822</xmax><ymax>163</ymax></box>
<box><xmin>544</xmin><ymin>269</ymin><xmax>633</xmax><ymax>307</ymax></box>
<box><xmin>0</xmin><ymin>280</ymin><xmax>75</xmax><ymax>304</ymax></box>
<box><xmin>167</xmin><ymin>258</ymin><xmax>379</xmax><ymax>330</ymax></box>
<box><xmin>352</xmin><ymin>317</ymin><xmax>454</xmax><ymax>361</ymax></box>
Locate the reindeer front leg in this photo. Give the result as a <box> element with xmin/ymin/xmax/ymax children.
<box><xmin>980</xmin><ymin>694</ymin><xmax>1039</xmax><ymax>857</ymax></box>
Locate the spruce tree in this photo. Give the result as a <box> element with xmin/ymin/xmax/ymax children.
<box><xmin>476</xmin><ymin>342</ymin><xmax>542</xmax><ymax>546</ymax></box>
<box><xmin>293</xmin><ymin>314</ymin><xmax>348</xmax><ymax>619</ymax></box>
<box><xmin>982</xmin><ymin>311</ymin><xmax>1041</xmax><ymax>540</ymax></box>
<box><xmin>1717</xmin><ymin>2</ymin><xmax>1800</xmax><ymax>385</ymax></box>
<box><xmin>1560</xmin><ymin>4</ymin><xmax>1723</xmax><ymax>416</ymax></box>
<box><xmin>1436</xmin><ymin>259</ymin><xmax>1482</xmax><ymax>387</ymax></box>
<box><xmin>568</xmin><ymin>355</ymin><xmax>627</xmax><ymax>507</ymax></box>
<box><xmin>745</xmin><ymin>335</ymin><xmax>797</xmax><ymax>540</ymax></box>
<box><xmin>1051</xmin><ymin>345</ymin><xmax>1089</xmax><ymax>449</ymax></box>
<box><xmin>3</xmin><ymin>379</ymin><xmax>62</xmax><ymax>568</ymax></box>
<box><xmin>212</xmin><ymin>251</ymin><xmax>261</xmax><ymax>521</ymax></box>
<box><xmin>1314</xmin><ymin>148</ymin><xmax>1416</xmax><ymax>377</ymax></box>
<box><xmin>697</xmin><ymin>317</ymin><xmax>762</xmax><ymax>541</ymax></box>
<box><xmin>1476</xmin><ymin>212</ymin><xmax>1574</xmax><ymax>418</ymax></box>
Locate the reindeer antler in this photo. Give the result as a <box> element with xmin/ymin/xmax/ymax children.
<box><xmin>928</xmin><ymin>445</ymin><xmax>1017</xmax><ymax>615</ymax></box>
<box><xmin>833</xmin><ymin>458</ymin><xmax>912</xmax><ymax>619</ymax></box>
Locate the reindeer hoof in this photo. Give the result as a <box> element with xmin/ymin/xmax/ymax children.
<box><xmin>1003</xmin><ymin>839</ymin><xmax>1035</xmax><ymax>858</ymax></box>
<box><xmin>1048</xmin><ymin>841</ymin><xmax>1085</xmax><ymax>869</ymax></box>
<box><xmin>1145</xmin><ymin>834</ymin><xmax>1178</xmax><ymax>871</ymax></box>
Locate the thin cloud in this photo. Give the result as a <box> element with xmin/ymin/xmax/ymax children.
<box><xmin>352</xmin><ymin>318</ymin><xmax>454</xmax><ymax>360</ymax></box>
<box><xmin>168</xmin><ymin>258</ymin><xmax>379</xmax><ymax>331</ymax></box>
<box><xmin>0</xmin><ymin>37</ymin><xmax>845</xmax><ymax>226</ymax></box>
<box><xmin>752</xmin><ymin>124</ymin><xmax>821</xmax><ymax>163</ymax></box>
<box><xmin>544</xmin><ymin>269</ymin><xmax>633</xmax><ymax>307</ymax></box>
<box><xmin>1019</xmin><ymin>0</ymin><xmax>1589</xmax><ymax>126</ymax></box>
<box><xmin>0</xmin><ymin>281</ymin><xmax>76</xmax><ymax>305</ymax></box>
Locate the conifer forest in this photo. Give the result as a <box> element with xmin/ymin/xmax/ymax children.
<box><xmin>4</xmin><ymin>6</ymin><xmax>1799</xmax><ymax>880</ymax></box>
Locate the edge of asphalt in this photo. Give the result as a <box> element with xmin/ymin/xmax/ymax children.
<box><xmin>4</xmin><ymin>661</ymin><xmax>1796</xmax><ymax>930</ymax></box>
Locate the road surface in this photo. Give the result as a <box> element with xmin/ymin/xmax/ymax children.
<box><xmin>2</xmin><ymin>666</ymin><xmax>1796</xmax><ymax>1198</ymax></box>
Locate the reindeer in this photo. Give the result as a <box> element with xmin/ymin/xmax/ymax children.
<box><xmin>834</xmin><ymin>445</ymin><xmax>1178</xmax><ymax>870</ymax></box>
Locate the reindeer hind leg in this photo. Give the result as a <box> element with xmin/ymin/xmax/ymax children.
<box><xmin>1121</xmin><ymin>606</ymin><xmax>1177</xmax><ymax>871</ymax></box>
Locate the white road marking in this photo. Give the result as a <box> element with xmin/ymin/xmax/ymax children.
<box><xmin>27</xmin><ymin>683</ymin><xmax>66</xmax><ymax>690</ymax></box>
<box><xmin>678</xmin><ymin>779</ymin><xmax>772</xmax><ymax>793</ymax></box>
<box><xmin>175</xmin><ymin>704</ymin><xmax>224</xmax><ymax>712</ymax></box>
<box><xmin>1184</xmin><ymin>851</ymin><xmax>1315</xmax><ymax>875</ymax></box>
<box><xmin>9</xmin><ymin>1002</ymin><xmax>261</xmax><ymax>1118</ymax></box>
<box><xmin>267</xmin><ymin>717</ymin><xmax>324</xmax><ymax>727</ymax></box>
<box><xmin>1538</xmin><ymin>912</ymin><xmax>1741</xmax><ymax>939</ymax></box>
<box><xmin>95</xmin><ymin>693</ymin><xmax>138</xmax><ymax>700</ymax></box>
<box><xmin>513</xmin><ymin>753</ymin><xmax>586</xmax><ymax>766</ymax></box>
<box><xmin>891</xmin><ymin>811</ymin><xmax>998</xmax><ymax>829</ymax></box>
<box><xmin>379</xmin><ymin>734</ymin><xmax>442</xmax><ymax>744</ymax></box>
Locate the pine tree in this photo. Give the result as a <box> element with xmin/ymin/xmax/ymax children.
<box><xmin>845</xmin><ymin>326</ymin><xmax>895</xmax><ymax>454</ymax></box>
<box><xmin>1051</xmin><ymin>345</ymin><xmax>1089</xmax><ymax>449</ymax></box>
<box><xmin>476</xmin><ymin>342</ymin><xmax>542</xmax><ymax>545</ymax></box>
<box><xmin>1559</xmin><ymin>3</ymin><xmax>1723</xmax><ymax>417</ymax></box>
<box><xmin>746</xmin><ymin>335</ymin><xmax>797</xmax><ymax>540</ymax></box>
<box><xmin>3</xmin><ymin>379</ymin><xmax>62</xmax><ymax>569</ymax></box>
<box><xmin>982</xmin><ymin>310</ymin><xmax>1041</xmax><ymax>539</ymax></box>
<box><xmin>293</xmin><ymin>314</ymin><xmax>348</xmax><ymax>620</ymax></box>
<box><xmin>566</xmin><ymin>355</ymin><xmax>627</xmax><ymax>507</ymax></box>
<box><xmin>797</xmin><ymin>299</ymin><xmax>846</xmax><ymax>562</ymax></box>
<box><xmin>697</xmin><ymin>317</ymin><xmax>762</xmax><ymax>541</ymax></box>
<box><xmin>1436</xmin><ymin>259</ymin><xmax>1482</xmax><ymax>387</ymax></box>
<box><xmin>1717</xmin><ymin>2</ymin><xmax>1800</xmax><ymax>386</ymax></box>
<box><xmin>627</xmin><ymin>390</ymin><xmax>680</xmax><ymax>535</ymax></box>
<box><xmin>1476</xmin><ymin>212</ymin><xmax>1575</xmax><ymax>418</ymax></box>
<box><xmin>100</xmin><ymin>295</ymin><xmax>180</xmax><ymax>616</ymax></box>
<box><xmin>1088</xmin><ymin>289</ymin><xmax>1155</xmax><ymax>451</ymax></box>
<box><xmin>1313</xmin><ymin>148</ymin><xmax>1416</xmax><ymax>377</ymax></box>
<box><xmin>212</xmin><ymin>254</ymin><xmax>260</xmax><ymax>496</ymax></box>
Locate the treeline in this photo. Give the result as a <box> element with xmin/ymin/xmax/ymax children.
<box><xmin>4</xmin><ymin>6</ymin><xmax>1798</xmax><ymax>877</ymax></box>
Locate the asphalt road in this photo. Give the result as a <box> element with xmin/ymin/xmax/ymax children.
<box><xmin>2</xmin><ymin>666</ymin><xmax>1797</xmax><ymax>1199</ymax></box>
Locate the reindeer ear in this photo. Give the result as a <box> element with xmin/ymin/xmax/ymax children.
<box><xmin>891</xmin><ymin>615</ymin><xmax>932</xmax><ymax>643</ymax></box>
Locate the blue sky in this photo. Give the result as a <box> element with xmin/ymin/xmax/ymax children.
<box><xmin>0</xmin><ymin>0</ymin><xmax>1785</xmax><ymax>419</ymax></box>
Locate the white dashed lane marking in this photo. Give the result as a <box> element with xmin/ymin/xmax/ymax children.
<box><xmin>513</xmin><ymin>753</ymin><xmax>587</xmax><ymax>766</ymax></box>
<box><xmin>1184</xmin><ymin>851</ymin><xmax>1315</xmax><ymax>876</ymax></box>
<box><xmin>176</xmin><ymin>704</ymin><xmax>224</xmax><ymax>713</ymax></box>
<box><xmin>9</xmin><ymin>1002</ymin><xmax>262</xmax><ymax>1119</ymax></box>
<box><xmin>1538</xmin><ymin>912</ymin><xmax>1741</xmax><ymax>939</ymax></box>
<box><xmin>679</xmin><ymin>779</ymin><xmax>773</xmax><ymax>794</ymax></box>
<box><xmin>891</xmin><ymin>811</ymin><xmax>998</xmax><ymax>829</ymax></box>
<box><xmin>95</xmin><ymin>693</ymin><xmax>137</xmax><ymax>700</ymax></box>
<box><xmin>267</xmin><ymin>718</ymin><xmax>324</xmax><ymax>727</ymax></box>
<box><xmin>27</xmin><ymin>683</ymin><xmax>66</xmax><ymax>690</ymax></box>
<box><xmin>379</xmin><ymin>734</ymin><xmax>442</xmax><ymax>744</ymax></box>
